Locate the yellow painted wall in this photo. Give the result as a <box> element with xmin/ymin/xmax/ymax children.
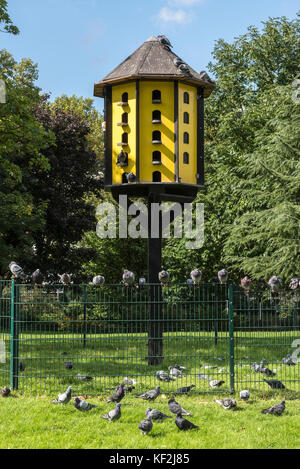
<box><xmin>112</xmin><ymin>82</ymin><xmax>136</xmax><ymax>184</ymax></box>
<box><xmin>178</xmin><ymin>83</ymin><xmax>197</xmax><ymax>185</ymax></box>
<box><xmin>139</xmin><ymin>81</ymin><xmax>175</xmax><ymax>183</ymax></box>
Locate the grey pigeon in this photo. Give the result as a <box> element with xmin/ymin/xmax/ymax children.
<box><xmin>197</xmin><ymin>374</ymin><xmax>210</xmax><ymax>381</ymax></box>
<box><xmin>199</xmin><ymin>70</ymin><xmax>214</xmax><ymax>83</ymax></box>
<box><xmin>32</xmin><ymin>269</ymin><xmax>43</xmax><ymax>285</ymax></box>
<box><xmin>9</xmin><ymin>261</ymin><xmax>26</xmax><ymax>279</ymax></box>
<box><xmin>282</xmin><ymin>355</ymin><xmax>296</xmax><ymax>366</ymax></box>
<box><xmin>19</xmin><ymin>362</ymin><xmax>25</xmax><ymax>372</ymax></box>
<box><xmin>139</xmin><ymin>277</ymin><xmax>146</xmax><ymax>288</ymax></box>
<box><xmin>241</xmin><ymin>276</ymin><xmax>251</xmax><ymax>292</ymax></box>
<box><xmin>146</xmin><ymin>407</ymin><xmax>172</xmax><ymax>421</ymax></box>
<box><xmin>175</xmin><ymin>414</ymin><xmax>198</xmax><ymax>431</ymax></box>
<box><xmin>259</xmin><ymin>366</ymin><xmax>276</xmax><ymax>377</ymax></box>
<box><xmin>173</xmin><ymin>57</ymin><xmax>184</xmax><ymax>67</ymax></box>
<box><xmin>136</xmin><ymin>386</ymin><xmax>160</xmax><ymax>401</ymax></box>
<box><xmin>209</xmin><ymin>380</ymin><xmax>225</xmax><ymax>389</ymax></box>
<box><xmin>74</xmin><ymin>397</ymin><xmax>96</xmax><ymax>411</ymax></box>
<box><xmin>126</xmin><ymin>172</ymin><xmax>136</xmax><ymax>183</ymax></box>
<box><xmin>173</xmin><ymin>364</ymin><xmax>187</xmax><ymax>370</ymax></box>
<box><xmin>156</xmin><ymin>370</ymin><xmax>175</xmax><ymax>382</ymax></box>
<box><xmin>52</xmin><ymin>386</ymin><xmax>72</xmax><ymax>405</ymax></box>
<box><xmin>168</xmin><ymin>397</ymin><xmax>191</xmax><ymax>416</ymax></box>
<box><xmin>168</xmin><ymin>366</ymin><xmax>185</xmax><ymax>378</ymax></box>
<box><xmin>251</xmin><ymin>362</ymin><xmax>260</xmax><ymax>373</ymax></box>
<box><xmin>117</xmin><ymin>150</ymin><xmax>128</xmax><ymax>166</ymax></box>
<box><xmin>187</xmin><ymin>278</ymin><xmax>194</xmax><ymax>288</ymax></box>
<box><xmin>64</xmin><ymin>361</ymin><xmax>73</xmax><ymax>370</ymax></box>
<box><xmin>261</xmin><ymin>401</ymin><xmax>285</xmax><ymax>415</ymax></box>
<box><xmin>240</xmin><ymin>390</ymin><xmax>250</xmax><ymax>401</ymax></box>
<box><xmin>190</xmin><ymin>269</ymin><xmax>202</xmax><ymax>284</ymax></box>
<box><xmin>268</xmin><ymin>276</ymin><xmax>282</xmax><ymax>292</ymax></box>
<box><xmin>157</xmin><ymin>35</ymin><xmax>172</xmax><ymax>49</ymax></box>
<box><xmin>92</xmin><ymin>275</ymin><xmax>105</xmax><ymax>285</ymax></box>
<box><xmin>123</xmin><ymin>377</ymin><xmax>136</xmax><ymax>386</ymax></box>
<box><xmin>101</xmin><ymin>403</ymin><xmax>121</xmax><ymax>422</ymax></box>
<box><xmin>1</xmin><ymin>387</ymin><xmax>11</xmax><ymax>397</ymax></box>
<box><xmin>124</xmin><ymin>385</ymin><xmax>135</xmax><ymax>393</ymax></box>
<box><xmin>176</xmin><ymin>385</ymin><xmax>195</xmax><ymax>394</ymax></box>
<box><xmin>106</xmin><ymin>383</ymin><xmax>125</xmax><ymax>403</ymax></box>
<box><xmin>122</xmin><ymin>270</ymin><xmax>135</xmax><ymax>286</ymax></box>
<box><xmin>263</xmin><ymin>379</ymin><xmax>285</xmax><ymax>389</ymax></box>
<box><xmin>158</xmin><ymin>270</ymin><xmax>169</xmax><ymax>285</ymax></box>
<box><xmin>289</xmin><ymin>276</ymin><xmax>300</xmax><ymax>290</ymax></box>
<box><xmin>75</xmin><ymin>373</ymin><xmax>93</xmax><ymax>381</ymax></box>
<box><xmin>59</xmin><ymin>273</ymin><xmax>71</xmax><ymax>285</ymax></box>
<box><xmin>178</xmin><ymin>63</ymin><xmax>191</xmax><ymax>75</ymax></box>
<box><xmin>218</xmin><ymin>269</ymin><xmax>228</xmax><ymax>284</ymax></box>
<box><xmin>139</xmin><ymin>416</ymin><xmax>153</xmax><ymax>435</ymax></box>
<box><xmin>215</xmin><ymin>398</ymin><xmax>237</xmax><ymax>410</ymax></box>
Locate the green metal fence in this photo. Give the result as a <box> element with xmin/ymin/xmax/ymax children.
<box><xmin>0</xmin><ymin>280</ymin><xmax>299</xmax><ymax>395</ymax></box>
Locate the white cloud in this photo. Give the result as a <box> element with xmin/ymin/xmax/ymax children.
<box><xmin>157</xmin><ymin>7</ymin><xmax>192</xmax><ymax>24</ymax></box>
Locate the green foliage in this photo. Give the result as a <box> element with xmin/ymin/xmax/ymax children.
<box><xmin>0</xmin><ymin>0</ymin><xmax>19</xmax><ymax>35</ymax></box>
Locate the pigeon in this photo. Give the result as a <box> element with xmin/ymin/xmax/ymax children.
<box><xmin>9</xmin><ymin>261</ymin><xmax>26</xmax><ymax>279</ymax></box>
<box><xmin>173</xmin><ymin>364</ymin><xmax>187</xmax><ymax>370</ymax></box>
<box><xmin>124</xmin><ymin>385</ymin><xmax>135</xmax><ymax>393</ymax></box>
<box><xmin>215</xmin><ymin>398</ymin><xmax>237</xmax><ymax>410</ymax></box>
<box><xmin>145</xmin><ymin>407</ymin><xmax>172</xmax><ymax>421</ymax></box>
<box><xmin>241</xmin><ymin>276</ymin><xmax>251</xmax><ymax>292</ymax></box>
<box><xmin>64</xmin><ymin>361</ymin><xmax>73</xmax><ymax>370</ymax></box>
<box><xmin>106</xmin><ymin>383</ymin><xmax>125</xmax><ymax>403</ymax></box>
<box><xmin>289</xmin><ymin>276</ymin><xmax>300</xmax><ymax>290</ymax></box>
<box><xmin>240</xmin><ymin>390</ymin><xmax>250</xmax><ymax>401</ymax></box>
<box><xmin>257</xmin><ymin>277</ymin><xmax>267</xmax><ymax>290</ymax></box>
<box><xmin>199</xmin><ymin>70</ymin><xmax>214</xmax><ymax>83</ymax></box>
<box><xmin>176</xmin><ymin>385</ymin><xmax>195</xmax><ymax>394</ymax></box>
<box><xmin>218</xmin><ymin>269</ymin><xmax>228</xmax><ymax>284</ymax></box>
<box><xmin>187</xmin><ymin>278</ymin><xmax>194</xmax><ymax>288</ymax></box>
<box><xmin>123</xmin><ymin>377</ymin><xmax>136</xmax><ymax>386</ymax></box>
<box><xmin>268</xmin><ymin>276</ymin><xmax>282</xmax><ymax>292</ymax></box>
<box><xmin>157</xmin><ymin>35</ymin><xmax>173</xmax><ymax>50</ymax></box>
<box><xmin>139</xmin><ymin>277</ymin><xmax>146</xmax><ymax>288</ymax></box>
<box><xmin>92</xmin><ymin>275</ymin><xmax>105</xmax><ymax>285</ymax></box>
<box><xmin>168</xmin><ymin>397</ymin><xmax>192</xmax><ymax>416</ymax></box>
<box><xmin>52</xmin><ymin>386</ymin><xmax>72</xmax><ymax>405</ymax></box>
<box><xmin>282</xmin><ymin>355</ymin><xmax>296</xmax><ymax>366</ymax></box>
<box><xmin>251</xmin><ymin>362</ymin><xmax>261</xmax><ymax>373</ymax></box>
<box><xmin>158</xmin><ymin>270</ymin><xmax>169</xmax><ymax>286</ymax></box>
<box><xmin>136</xmin><ymin>386</ymin><xmax>160</xmax><ymax>401</ymax></box>
<box><xmin>101</xmin><ymin>403</ymin><xmax>121</xmax><ymax>422</ymax></box>
<box><xmin>178</xmin><ymin>63</ymin><xmax>191</xmax><ymax>75</ymax></box>
<box><xmin>168</xmin><ymin>366</ymin><xmax>185</xmax><ymax>378</ymax></box>
<box><xmin>209</xmin><ymin>380</ymin><xmax>225</xmax><ymax>389</ymax></box>
<box><xmin>19</xmin><ymin>362</ymin><xmax>25</xmax><ymax>372</ymax></box>
<box><xmin>75</xmin><ymin>373</ymin><xmax>93</xmax><ymax>381</ymax></box>
<box><xmin>74</xmin><ymin>397</ymin><xmax>97</xmax><ymax>412</ymax></box>
<box><xmin>1</xmin><ymin>387</ymin><xmax>11</xmax><ymax>397</ymax></box>
<box><xmin>117</xmin><ymin>150</ymin><xmax>128</xmax><ymax>166</ymax></box>
<box><xmin>59</xmin><ymin>273</ymin><xmax>71</xmax><ymax>286</ymax></box>
<box><xmin>261</xmin><ymin>401</ymin><xmax>285</xmax><ymax>415</ymax></box>
<box><xmin>126</xmin><ymin>172</ymin><xmax>136</xmax><ymax>183</ymax></box>
<box><xmin>190</xmin><ymin>269</ymin><xmax>202</xmax><ymax>284</ymax></box>
<box><xmin>173</xmin><ymin>57</ymin><xmax>184</xmax><ymax>67</ymax></box>
<box><xmin>263</xmin><ymin>379</ymin><xmax>285</xmax><ymax>389</ymax></box>
<box><xmin>32</xmin><ymin>269</ymin><xmax>43</xmax><ymax>285</ymax></box>
<box><xmin>175</xmin><ymin>414</ymin><xmax>198</xmax><ymax>431</ymax></box>
<box><xmin>156</xmin><ymin>370</ymin><xmax>175</xmax><ymax>382</ymax></box>
<box><xmin>139</xmin><ymin>416</ymin><xmax>153</xmax><ymax>435</ymax></box>
<box><xmin>259</xmin><ymin>366</ymin><xmax>276</xmax><ymax>377</ymax></box>
<box><xmin>122</xmin><ymin>270</ymin><xmax>135</xmax><ymax>286</ymax></box>
<box><xmin>197</xmin><ymin>374</ymin><xmax>210</xmax><ymax>381</ymax></box>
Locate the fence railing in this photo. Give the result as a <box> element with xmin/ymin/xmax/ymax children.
<box><xmin>0</xmin><ymin>280</ymin><xmax>299</xmax><ymax>395</ymax></box>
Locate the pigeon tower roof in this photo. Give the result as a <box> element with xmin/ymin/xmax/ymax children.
<box><xmin>94</xmin><ymin>35</ymin><xmax>215</xmax><ymax>98</ymax></box>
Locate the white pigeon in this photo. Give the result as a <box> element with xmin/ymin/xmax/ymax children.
<box><xmin>158</xmin><ymin>270</ymin><xmax>169</xmax><ymax>285</ymax></box>
<box><xmin>240</xmin><ymin>390</ymin><xmax>250</xmax><ymax>401</ymax></box>
<box><xmin>122</xmin><ymin>270</ymin><xmax>135</xmax><ymax>286</ymax></box>
<box><xmin>52</xmin><ymin>386</ymin><xmax>72</xmax><ymax>405</ymax></box>
<box><xmin>92</xmin><ymin>275</ymin><xmax>105</xmax><ymax>285</ymax></box>
<box><xmin>9</xmin><ymin>261</ymin><xmax>26</xmax><ymax>279</ymax></box>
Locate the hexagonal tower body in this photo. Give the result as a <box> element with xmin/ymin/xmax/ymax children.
<box><xmin>94</xmin><ymin>35</ymin><xmax>215</xmax><ymax>203</ymax></box>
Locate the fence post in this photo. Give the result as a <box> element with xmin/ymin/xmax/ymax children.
<box><xmin>83</xmin><ymin>284</ymin><xmax>87</xmax><ymax>348</ymax></box>
<box><xmin>10</xmin><ymin>280</ymin><xmax>19</xmax><ymax>390</ymax></box>
<box><xmin>228</xmin><ymin>283</ymin><xmax>235</xmax><ymax>394</ymax></box>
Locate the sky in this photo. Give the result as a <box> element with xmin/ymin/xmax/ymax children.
<box><xmin>1</xmin><ymin>0</ymin><xmax>299</xmax><ymax>113</ymax></box>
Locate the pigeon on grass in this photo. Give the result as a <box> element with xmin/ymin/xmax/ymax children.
<box><xmin>101</xmin><ymin>403</ymin><xmax>121</xmax><ymax>422</ymax></box>
<box><xmin>139</xmin><ymin>416</ymin><xmax>153</xmax><ymax>435</ymax></box>
<box><xmin>175</xmin><ymin>414</ymin><xmax>198</xmax><ymax>431</ymax></box>
<box><xmin>106</xmin><ymin>383</ymin><xmax>125</xmax><ymax>403</ymax></box>
<box><xmin>261</xmin><ymin>401</ymin><xmax>285</xmax><ymax>415</ymax></box>
<box><xmin>259</xmin><ymin>366</ymin><xmax>276</xmax><ymax>377</ymax></box>
<box><xmin>52</xmin><ymin>386</ymin><xmax>72</xmax><ymax>405</ymax></box>
<box><xmin>146</xmin><ymin>408</ymin><xmax>172</xmax><ymax>421</ymax></box>
<box><xmin>263</xmin><ymin>379</ymin><xmax>285</xmax><ymax>389</ymax></box>
<box><xmin>75</xmin><ymin>373</ymin><xmax>93</xmax><ymax>381</ymax></box>
<box><xmin>156</xmin><ymin>370</ymin><xmax>175</xmax><ymax>382</ymax></box>
<box><xmin>176</xmin><ymin>385</ymin><xmax>195</xmax><ymax>394</ymax></box>
<box><xmin>240</xmin><ymin>390</ymin><xmax>250</xmax><ymax>401</ymax></box>
<box><xmin>123</xmin><ymin>377</ymin><xmax>136</xmax><ymax>386</ymax></box>
<box><xmin>1</xmin><ymin>387</ymin><xmax>11</xmax><ymax>397</ymax></box>
<box><xmin>74</xmin><ymin>397</ymin><xmax>96</xmax><ymax>411</ymax></box>
<box><xmin>136</xmin><ymin>386</ymin><xmax>160</xmax><ymax>401</ymax></box>
<box><xmin>64</xmin><ymin>361</ymin><xmax>73</xmax><ymax>370</ymax></box>
<box><xmin>168</xmin><ymin>397</ymin><xmax>191</xmax><ymax>416</ymax></box>
<box><xmin>209</xmin><ymin>380</ymin><xmax>225</xmax><ymax>389</ymax></box>
<box><xmin>214</xmin><ymin>398</ymin><xmax>237</xmax><ymax>410</ymax></box>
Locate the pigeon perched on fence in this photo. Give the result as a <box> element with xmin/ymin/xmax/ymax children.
<box><xmin>241</xmin><ymin>276</ymin><xmax>251</xmax><ymax>292</ymax></box>
<box><xmin>261</xmin><ymin>401</ymin><xmax>285</xmax><ymax>415</ymax></box>
<box><xmin>64</xmin><ymin>361</ymin><xmax>73</xmax><ymax>370</ymax></box>
<box><xmin>176</xmin><ymin>385</ymin><xmax>195</xmax><ymax>394</ymax></box>
<box><xmin>136</xmin><ymin>386</ymin><xmax>160</xmax><ymax>401</ymax></box>
<box><xmin>122</xmin><ymin>270</ymin><xmax>135</xmax><ymax>286</ymax></box>
<box><xmin>209</xmin><ymin>380</ymin><xmax>225</xmax><ymax>389</ymax></box>
<box><xmin>218</xmin><ymin>269</ymin><xmax>228</xmax><ymax>284</ymax></box>
<box><xmin>263</xmin><ymin>379</ymin><xmax>285</xmax><ymax>389</ymax></box>
<box><xmin>32</xmin><ymin>269</ymin><xmax>43</xmax><ymax>285</ymax></box>
<box><xmin>168</xmin><ymin>397</ymin><xmax>191</xmax><ymax>416</ymax></box>
<box><xmin>215</xmin><ymin>398</ymin><xmax>237</xmax><ymax>410</ymax></box>
<box><xmin>157</xmin><ymin>35</ymin><xmax>173</xmax><ymax>50</ymax></box>
<box><xmin>139</xmin><ymin>416</ymin><xmax>153</xmax><ymax>435</ymax></box>
<box><xmin>59</xmin><ymin>273</ymin><xmax>71</xmax><ymax>286</ymax></box>
<box><xmin>156</xmin><ymin>370</ymin><xmax>175</xmax><ymax>382</ymax></box>
<box><xmin>92</xmin><ymin>275</ymin><xmax>105</xmax><ymax>286</ymax></box>
<box><xmin>158</xmin><ymin>270</ymin><xmax>169</xmax><ymax>286</ymax></box>
<box><xmin>75</xmin><ymin>373</ymin><xmax>93</xmax><ymax>381</ymax></box>
<box><xmin>175</xmin><ymin>414</ymin><xmax>198</xmax><ymax>431</ymax></box>
<box><xmin>1</xmin><ymin>387</ymin><xmax>11</xmax><ymax>397</ymax></box>
<box><xmin>240</xmin><ymin>390</ymin><xmax>250</xmax><ymax>401</ymax></box>
<box><xmin>268</xmin><ymin>276</ymin><xmax>282</xmax><ymax>292</ymax></box>
<box><xmin>101</xmin><ymin>403</ymin><xmax>122</xmax><ymax>422</ymax></box>
<box><xmin>52</xmin><ymin>386</ymin><xmax>72</xmax><ymax>405</ymax></box>
<box><xmin>187</xmin><ymin>278</ymin><xmax>194</xmax><ymax>288</ymax></box>
<box><xmin>168</xmin><ymin>366</ymin><xmax>185</xmax><ymax>378</ymax></box>
<box><xmin>190</xmin><ymin>269</ymin><xmax>202</xmax><ymax>285</ymax></box>
<box><xmin>74</xmin><ymin>397</ymin><xmax>97</xmax><ymax>412</ymax></box>
<box><xmin>9</xmin><ymin>262</ymin><xmax>26</xmax><ymax>280</ymax></box>
<box><xmin>106</xmin><ymin>383</ymin><xmax>125</xmax><ymax>403</ymax></box>
<box><xmin>146</xmin><ymin>408</ymin><xmax>172</xmax><ymax>421</ymax></box>
<box><xmin>139</xmin><ymin>277</ymin><xmax>146</xmax><ymax>288</ymax></box>
<box><xmin>289</xmin><ymin>276</ymin><xmax>300</xmax><ymax>290</ymax></box>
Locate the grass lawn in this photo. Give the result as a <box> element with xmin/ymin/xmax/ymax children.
<box><xmin>0</xmin><ymin>391</ymin><xmax>299</xmax><ymax>449</ymax></box>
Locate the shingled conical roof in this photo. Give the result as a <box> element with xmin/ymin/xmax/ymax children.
<box><xmin>94</xmin><ymin>35</ymin><xmax>215</xmax><ymax>98</ymax></box>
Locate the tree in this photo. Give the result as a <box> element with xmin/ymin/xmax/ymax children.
<box><xmin>0</xmin><ymin>0</ymin><xmax>19</xmax><ymax>35</ymax></box>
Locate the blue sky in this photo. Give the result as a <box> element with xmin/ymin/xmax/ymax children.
<box><xmin>1</xmin><ymin>0</ymin><xmax>299</xmax><ymax>112</ymax></box>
